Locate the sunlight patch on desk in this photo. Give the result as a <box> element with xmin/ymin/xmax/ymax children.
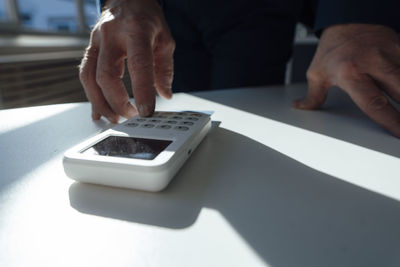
<box><xmin>187</xmin><ymin>207</ymin><xmax>267</xmax><ymax>267</ymax></box>
<box><xmin>0</xmin><ymin>102</ymin><xmax>117</xmax><ymax>196</ymax></box>
<box><xmin>0</xmin><ymin>103</ymin><xmax>80</xmax><ymax>135</ymax></box>
<box><xmin>156</xmin><ymin>93</ymin><xmax>400</xmax><ymax>202</ymax></box>
<box><xmin>0</xmin><ymin>157</ymin><xmax>145</xmax><ymax>267</ymax></box>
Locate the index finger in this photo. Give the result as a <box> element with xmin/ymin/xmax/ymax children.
<box><xmin>340</xmin><ymin>74</ymin><xmax>400</xmax><ymax>137</ymax></box>
<box><xmin>126</xmin><ymin>31</ymin><xmax>156</xmax><ymax>117</ymax></box>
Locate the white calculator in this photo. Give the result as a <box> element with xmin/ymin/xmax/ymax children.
<box><xmin>63</xmin><ymin>111</ymin><xmax>211</xmax><ymax>191</ymax></box>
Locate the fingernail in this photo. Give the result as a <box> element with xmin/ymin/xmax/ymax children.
<box><xmin>166</xmin><ymin>87</ymin><xmax>173</xmax><ymax>98</ymax></box>
<box><xmin>92</xmin><ymin>112</ymin><xmax>101</xmax><ymax>120</ymax></box>
<box><xmin>125</xmin><ymin>103</ymin><xmax>137</xmax><ymax>118</ymax></box>
<box><xmin>138</xmin><ymin>104</ymin><xmax>153</xmax><ymax>117</ymax></box>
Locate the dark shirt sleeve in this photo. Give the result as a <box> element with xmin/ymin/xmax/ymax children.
<box><xmin>314</xmin><ymin>0</ymin><xmax>400</xmax><ymax>34</ymax></box>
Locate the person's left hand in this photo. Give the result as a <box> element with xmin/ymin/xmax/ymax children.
<box><xmin>293</xmin><ymin>24</ymin><xmax>400</xmax><ymax>137</ymax></box>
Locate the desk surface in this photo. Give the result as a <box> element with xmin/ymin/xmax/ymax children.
<box><xmin>1</xmin><ymin>84</ymin><xmax>400</xmax><ymax>267</ymax></box>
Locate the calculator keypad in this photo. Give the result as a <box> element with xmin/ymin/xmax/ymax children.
<box><xmin>124</xmin><ymin>111</ymin><xmax>206</xmax><ymax>132</ymax></box>
<box><xmin>141</xmin><ymin>123</ymin><xmax>155</xmax><ymax>128</ymax></box>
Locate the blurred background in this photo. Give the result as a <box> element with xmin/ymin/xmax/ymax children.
<box><xmin>0</xmin><ymin>0</ymin><xmax>317</xmax><ymax>110</ymax></box>
<box><xmin>0</xmin><ymin>0</ymin><xmax>97</xmax><ymax>33</ymax></box>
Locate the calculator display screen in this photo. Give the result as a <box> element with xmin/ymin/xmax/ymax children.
<box><xmin>82</xmin><ymin>136</ymin><xmax>172</xmax><ymax>160</ymax></box>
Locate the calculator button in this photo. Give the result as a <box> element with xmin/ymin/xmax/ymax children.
<box><xmin>171</xmin><ymin>116</ymin><xmax>183</xmax><ymax>120</ymax></box>
<box><xmin>174</xmin><ymin>126</ymin><xmax>189</xmax><ymax>131</ymax></box>
<box><xmin>186</xmin><ymin>117</ymin><xmax>198</xmax><ymax>121</ymax></box>
<box><xmin>126</xmin><ymin>122</ymin><xmax>139</xmax><ymax>127</ymax></box>
<box><xmin>136</xmin><ymin>118</ymin><xmax>146</xmax><ymax>122</ymax></box>
<box><xmin>181</xmin><ymin>121</ymin><xmax>194</xmax><ymax>126</ymax></box>
<box><xmin>142</xmin><ymin>123</ymin><xmax>155</xmax><ymax>128</ymax></box>
<box><xmin>156</xmin><ymin>125</ymin><xmax>171</xmax><ymax>130</ymax></box>
<box><xmin>166</xmin><ymin>120</ymin><xmax>178</xmax><ymax>124</ymax></box>
<box><xmin>149</xmin><ymin>119</ymin><xmax>161</xmax><ymax>123</ymax></box>
<box><xmin>176</xmin><ymin>112</ymin><xmax>186</xmax><ymax>116</ymax></box>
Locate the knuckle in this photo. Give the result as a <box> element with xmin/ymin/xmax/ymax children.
<box><xmin>79</xmin><ymin>62</ymin><xmax>89</xmax><ymax>83</ymax></box>
<box><xmin>79</xmin><ymin>68</ymin><xmax>87</xmax><ymax>83</ymax></box>
<box><xmin>366</xmin><ymin>95</ymin><xmax>389</xmax><ymax>111</ymax></box>
<box><xmin>337</xmin><ymin>61</ymin><xmax>361</xmax><ymax>80</ymax></box>
<box><xmin>98</xmin><ymin>20</ymin><xmax>115</xmax><ymax>37</ymax></box>
<box><xmin>85</xmin><ymin>45</ymin><xmax>98</xmax><ymax>57</ymax></box>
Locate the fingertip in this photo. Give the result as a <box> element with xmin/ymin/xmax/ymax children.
<box><xmin>155</xmin><ymin>84</ymin><xmax>173</xmax><ymax>99</ymax></box>
<box><xmin>92</xmin><ymin>112</ymin><xmax>101</xmax><ymax>120</ymax></box>
<box><xmin>163</xmin><ymin>87</ymin><xmax>173</xmax><ymax>99</ymax></box>
<box><xmin>292</xmin><ymin>99</ymin><xmax>309</xmax><ymax>109</ymax></box>
<box><xmin>107</xmin><ymin>114</ymin><xmax>119</xmax><ymax>124</ymax></box>
<box><xmin>137</xmin><ymin>103</ymin><xmax>154</xmax><ymax>117</ymax></box>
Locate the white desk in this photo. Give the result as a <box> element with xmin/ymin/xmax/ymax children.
<box><xmin>1</xmin><ymin>84</ymin><xmax>400</xmax><ymax>267</ymax></box>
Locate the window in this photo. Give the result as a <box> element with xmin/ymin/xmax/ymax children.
<box><xmin>19</xmin><ymin>0</ymin><xmax>76</xmax><ymax>33</ymax></box>
<box><xmin>84</xmin><ymin>0</ymin><xmax>97</xmax><ymax>29</ymax></box>
<box><xmin>0</xmin><ymin>0</ymin><xmax>98</xmax><ymax>33</ymax></box>
<box><xmin>0</xmin><ymin>0</ymin><xmax>9</xmax><ymax>21</ymax></box>
<box><xmin>0</xmin><ymin>0</ymin><xmax>97</xmax><ymax>110</ymax></box>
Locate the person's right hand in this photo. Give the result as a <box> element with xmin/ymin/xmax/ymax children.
<box><xmin>79</xmin><ymin>0</ymin><xmax>175</xmax><ymax>123</ymax></box>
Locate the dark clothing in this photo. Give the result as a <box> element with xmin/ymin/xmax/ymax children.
<box><xmin>162</xmin><ymin>0</ymin><xmax>305</xmax><ymax>91</ymax></box>
<box><xmin>99</xmin><ymin>0</ymin><xmax>400</xmax><ymax>91</ymax></box>
<box><xmin>315</xmin><ymin>0</ymin><xmax>400</xmax><ymax>35</ymax></box>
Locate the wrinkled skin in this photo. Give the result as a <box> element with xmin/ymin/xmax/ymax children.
<box><xmin>293</xmin><ymin>24</ymin><xmax>400</xmax><ymax>137</ymax></box>
<box><xmin>80</xmin><ymin>0</ymin><xmax>400</xmax><ymax>138</ymax></box>
<box><xmin>79</xmin><ymin>0</ymin><xmax>175</xmax><ymax>122</ymax></box>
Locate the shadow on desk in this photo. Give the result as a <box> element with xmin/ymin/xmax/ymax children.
<box><xmin>193</xmin><ymin>85</ymin><xmax>400</xmax><ymax>158</ymax></box>
<box><xmin>69</xmin><ymin>124</ymin><xmax>400</xmax><ymax>267</ymax></box>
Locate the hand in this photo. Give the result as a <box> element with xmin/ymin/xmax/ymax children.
<box><xmin>79</xmin><ymin>0</ymin><xmax>175</xmax><ymax>122</ymax></box>
<box><xmin>293</xmin><ymin>24</ymin><xmax>400</xmax><ymax>137</ymax></box>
